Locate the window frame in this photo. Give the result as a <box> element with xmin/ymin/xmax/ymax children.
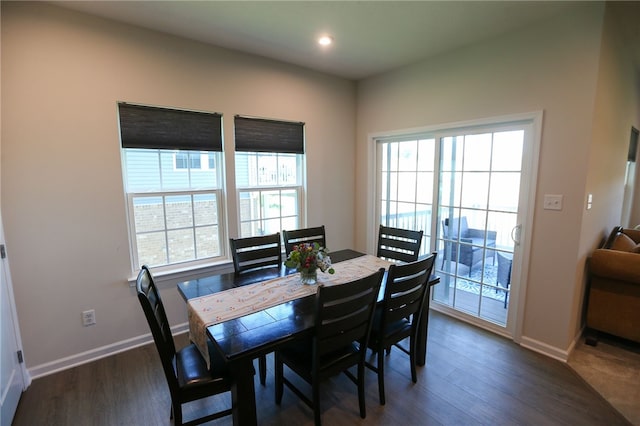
<box><xmin>121</xmin><ymin>148</ymin><xmax>227</xmax><ymax>274</ymax></box>
<box><xmin>125</xmin><ymin>188</ymin><xmax>226</xmax><ymax>273</ymax></box>
<box><xmin>235</xmin><ymin>151</ymin><xmax>305</xmax><ymax>238</ymax></box>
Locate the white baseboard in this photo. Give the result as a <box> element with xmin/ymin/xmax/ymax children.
<box><xmin>27</xmin><ymin>315</ymin><xmax>576</xmax><ymax>380</ymax></box>
<box><xmin>27</xmin><ymin>322</ymin><xmax>190</xmax><ymax>380</ymax></box>
<box><xmin>431</xmin><ymin>304</ymin><xmax>570</xmax><ymax>362</ymax></box>
<box><xmin>520</xmin><ymin>335</ymin><xmax>569</xmax><ymax>362</ymax></box>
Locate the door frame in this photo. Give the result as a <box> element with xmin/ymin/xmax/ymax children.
<box><xmin>366</xmin><ymin>111</ymin><xmax>543</xmax><ymax>343</ymax></box>
<box><xmin>1</xmin><ymin>210</ymin><xmax>29</xmax><ymax>425</ymax></box>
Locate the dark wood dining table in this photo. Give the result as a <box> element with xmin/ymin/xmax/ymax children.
<box><xmin>177</xmin><ymin>249</ymin><xmax>439</xmax><ymax>426</ymax></box>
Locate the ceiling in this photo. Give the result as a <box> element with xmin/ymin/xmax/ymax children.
<box><xmin>52</xmin><ymin>1</ymin><xmax>640</xmax><ymax>81</ymax></box>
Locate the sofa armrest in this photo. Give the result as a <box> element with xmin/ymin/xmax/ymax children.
<box><xmin>590</xmin><ymin>249</ymin><xmax>640</xmax><ymax>284</ymax></box>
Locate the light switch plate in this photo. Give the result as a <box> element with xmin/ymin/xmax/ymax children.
<box><xmin>543</xmin><ymin>194</ymin><xmax>563</xmax><ymax>210</ymax></box>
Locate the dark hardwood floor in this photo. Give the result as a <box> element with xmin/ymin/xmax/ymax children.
<box><xmin>12</xmin><ymin>311</ymin><xmax>630</xmax><ymax>425</ymax></box>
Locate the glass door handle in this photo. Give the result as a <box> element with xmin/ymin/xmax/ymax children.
<box><xmin>511</xmin><ymin>225</ymin><xmax>522</xmax><ymax>246</ymax></box>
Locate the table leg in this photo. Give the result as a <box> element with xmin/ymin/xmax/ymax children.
<box><xmin>229</xmin><ymin>358</ymin><xmax>257</xmax><ymax>426</ymax></box>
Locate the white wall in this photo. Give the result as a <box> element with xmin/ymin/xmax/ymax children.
<box><xmin>1</xmin><ymin>3</ymin><xmax>356</xmax><ymax>374</ymax></box>
<box><xmin>355</xmin><ymin>3</ymin><xmax>612</xmax><ymax>356</ymax></box>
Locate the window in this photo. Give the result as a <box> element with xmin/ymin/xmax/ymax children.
<box><xmin>234</xmin><ymin>116</ymin><xmax>305</xmax><ymax>238</ymax></box>
<box><xmin>379</xmin><ymin>138</ymin><xmax>435</xmax><ymax>257</ymax></box>
<box><xmin>119</xmin><ymin>103</ymin><xmax>225</xmax><ymax>271</ymax></box>
<box><xmin>174</xmin><ymin>152</ymin><xmax>218</xmax><ymax>171</ymax></box>
<box><xmin>175</xmin><ymin>152</ymin><xmax>201</xmax><ymax>170</ymax></box>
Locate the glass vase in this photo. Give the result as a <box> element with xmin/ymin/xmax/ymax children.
<box><xmin>300</xmin><ymin>269</ymin><xmax>318</xmax><ymax>285</ymax></box>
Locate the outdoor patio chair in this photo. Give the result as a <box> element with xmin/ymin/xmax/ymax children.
<box><xmin>441</xmin><ymin>217</ymin><xmax>496</xmax><ymax>276</ymax></box>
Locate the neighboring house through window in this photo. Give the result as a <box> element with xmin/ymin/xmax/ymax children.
<box><xmin>118</xmin><ymin>103</ymin><xmax>225</xmax><ymax>271</ymax></box>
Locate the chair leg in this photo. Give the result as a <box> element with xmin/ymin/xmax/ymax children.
<box><xmin>377</xmin><ymin>347</ymin><xmax>386</xmax><ymax>405</ymax></box>
<box><xmin>313</xmin><ymin>378</ymin><xmax>321</xmax><ymax>426</ymax></box>
<box><xmin>409</xmin><ymin>336</ymin><xmax>417</xmax><ymax>383</ymax></box>
<box><xmin>172</xmin><ymin>401</ymin><xmax>182</xmax><ymax>426</ymax></box>
<box><xmin>357</xmin><ymin>363</ymin><xmax>367</xmax><ymax>419</ymax></box>
<box><xmin>275</xmin><ymin>353</ymin><xmax>284</xmax><ymax>404</ymax></box>
<box><xmin>259</xmin><ymin>354</ymin><xmax>267</xmax><ymax>386</ymax></box>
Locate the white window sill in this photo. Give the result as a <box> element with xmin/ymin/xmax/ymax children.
<box><xmin>127</xmin><ymin>259</ymin><xmax>235</xmax><ymax>289</ymax></box>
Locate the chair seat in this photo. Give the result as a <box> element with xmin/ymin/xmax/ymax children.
<box><xmin>279</xmin><ymin>340</ymin><xmax>360</xmax><ymax>376</ymax></box>
<box><xmin>176</xmin><ymin>344</ymin><xmax>231</xmax><ymax>389</ymax></box>
<box><xmin>370</xmin><ymin>317</ymin><xmax>412</xmax><ymax>343</ymax></box>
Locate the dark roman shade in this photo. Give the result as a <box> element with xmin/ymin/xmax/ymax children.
<box><xmin>118</xmin><ymin>103</ymin><xmax>223</xmax><ymax>151</ymax></box>
<box><xmin>234</xmin><ymin>116</ymin><xmax>304</xmax><ymax>154</ymax></box>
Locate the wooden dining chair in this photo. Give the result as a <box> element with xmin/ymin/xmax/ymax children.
<box><xmin>136</xmin><ymin>265</ymin><xmax>233</xmax><ymax>426</ymax></box>
<box><xmin>274</xmin><ymin>269</ymin><xmax>385</xmax><ymax>426</ymax></box>
<box><xmin>365</xmin><ymin>253</ymin><xmax>437</xmax><ymax>405</ymax></box>
<box><xmin>377</xmin><ymin>225</ymin><xmax>424</xmax><ymax>263</ymax></box>
<box><xmin>283</xmin><ymin>225</ymin><xmax>326</xmax><ymax>255</ymax></box>
<box><xmin>229</xmin><ymin>233</ymin><xmax>282</xmax><ymax>385</ymax></box>
<box><xmin>229</xmin><ymin>233</ymin><xmax>282</xmax><ymax>274</ymax></box>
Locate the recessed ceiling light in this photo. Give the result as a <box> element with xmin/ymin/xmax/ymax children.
<box><xmin>318</xmin><ymin>36</ymin><xmax>333</xmax><ymax>46</ymax></box>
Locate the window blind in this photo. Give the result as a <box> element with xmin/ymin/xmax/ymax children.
<box><xmin>234</xmin><ymin>116</ymin><xmax>304</xmax><ymax>154</ymax></box>
<box><xmin>118</xmin><ymin>103</ymin><xmax>223</xmax><ymax>151</ymax></box>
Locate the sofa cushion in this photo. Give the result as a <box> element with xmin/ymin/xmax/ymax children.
<box><xmin>611</xmin><ymin>233</ymin><xmax>638</xmax><ymax>252</ymax></box>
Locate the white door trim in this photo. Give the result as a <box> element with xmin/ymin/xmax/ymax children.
<box><xmin>1</xmin><ymin>210</ymin><xmax>30</xmax><ymax>425</ymax></box>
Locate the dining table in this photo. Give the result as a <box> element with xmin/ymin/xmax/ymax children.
<box><xmin>177</xmin><ymin>249</ymin><xmax>439</xmax><ymax>426</ymax></box>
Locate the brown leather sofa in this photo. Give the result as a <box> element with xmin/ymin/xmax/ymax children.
<box><xmin>586</xmin><ymin>227</ymin><xmax>640</xmax><ymax>344</ymax></box>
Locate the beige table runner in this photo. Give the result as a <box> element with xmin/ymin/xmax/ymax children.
<box><xmin>188</xmin><ymin>254</ymin><xmax>393</xmax><ymax>366</ymax></box>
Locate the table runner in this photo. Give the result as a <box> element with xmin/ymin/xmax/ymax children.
<box><xmin>188</xmin><ymin>254</ymin><xmax>393</xmax><ymax>366</ymax></box>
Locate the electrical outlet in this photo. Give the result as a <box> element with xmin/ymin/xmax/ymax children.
<box><xmin>82</xmin><ymin>309</ymin><xmax>96</xmax><ymax>326</ymax></box>
<box><xmin>543</xmin><ymin>194</ymin><xmax>563</xmax><ymax>211</ymax></box>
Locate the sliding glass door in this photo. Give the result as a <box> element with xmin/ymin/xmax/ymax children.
<box><xmin>434</xmin><ymin>130</ymin><xmax>523</xmax><ymax>326</ymax></box>
<box><xmin>376</xmin><ymin>117</ymin><xmax>535</xmax><ymax>331</ymax></box>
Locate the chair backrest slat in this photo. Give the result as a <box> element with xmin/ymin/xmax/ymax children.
<box><xmin>283</xmin><ymin>226</ymin><xmax>326</xmax><ymax>255</ymax></box>
<box><xmin>314</xmin><ymin>269</ymin><xmax>384</xmax><ymax>357</ymax></box>
<box><xmin>377</xmin><ymin>225</ymin><xmax>423</xmax><ymax>263</ymax></box>
<box><xmin>380</xmin><ymin>254</ymin><xmax>437</xmax><ymax>328</ymax></box>
<box><xmin>230</xmin><ymin>233</ymin><xmax>282</xmax><ymax>274</ymax></box>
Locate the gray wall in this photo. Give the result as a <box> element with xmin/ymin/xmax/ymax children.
<box><xmin>1</xmin><ymin>2</ymin><xmax>356</xmax><ymax>375</ymax></box>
